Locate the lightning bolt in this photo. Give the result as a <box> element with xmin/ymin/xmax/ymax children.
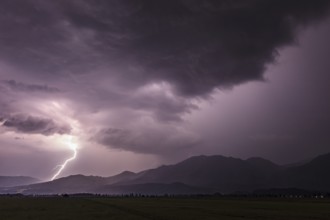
<box><xmin>51</xmin><ymin>136</ymin><xmax>78</xmax><ymax>181</ymax></box>
<box><xmin>32</xmin><ymin>101</ymin><xmax>82</xmax><ymax>181</ymax></box>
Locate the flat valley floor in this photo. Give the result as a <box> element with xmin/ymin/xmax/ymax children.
<box><xmin>0</xmin><ymin>197</ymin><xmax>330</xmax><ymax>220</ymax></box>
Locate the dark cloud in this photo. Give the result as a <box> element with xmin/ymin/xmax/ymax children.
<box><xmin>1</xmin><ymin>80</ymin><xmax>60</xmax><ymax>93</ymax></box>
<box><xmin>1</xmin><ymin>114</ymin><xmax>71</xmax><ymax>136</ymax></box>
<box><xmin>127</xmin><ymin>85</ymin><xmax>197</xmax><ymax>121</ymax></box>
<box><xmin>95</xmin><ymin>127</ymin><xmax>200</xmax><ymax>155</ymax></box>
<box><xmin>0</xmin><ymin>0</ymin><xmax>329</xmax><ymax>97</ymax></box>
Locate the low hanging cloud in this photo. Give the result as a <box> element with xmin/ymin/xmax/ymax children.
<box><xmin>1</xmin><ymin>80</ymin><xmax>60</xmax><ymax>93</ymax></box>
<box><xmin>0</xmin><ymin>114</ymin><xmax>71</xmax><ymax>136</ymax></box>
<box><xmin>94</xmin><ymin>126</ymin><xmax>200</xmax><ymax>155</ymax></box>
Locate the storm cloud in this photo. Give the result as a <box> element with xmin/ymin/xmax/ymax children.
<box><xmin>0</xmin><ymin>0</ymin><xmax>329</xmax><ymax>97</ymax></box>
<box><xmin>0</xmin><ymin>0</ymin><xmax>330</xmax><ymax>179</ymax></box>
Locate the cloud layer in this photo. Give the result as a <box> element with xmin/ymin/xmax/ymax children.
<box><xmin>1</xmin><ymin>80</ymin><xmax>60</xmax><ymax>93</ymax></box>
<box><xmin>0</xmin><ymin>114</ymin><xmax>70</xmax><ymax>136</ymax></box>
<box><xmin>1</xmin><ymin>0</ymin><xmax>329</xmax><ymax>97</ymax></box>
<box><xmin>0</xmin><ymin>0</ymin><xmax>329</xmax><ymax>174</ymax></box>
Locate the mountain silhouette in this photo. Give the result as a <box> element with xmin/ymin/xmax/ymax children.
<box><xmin>2</xmin><ymin>153</ymin><xmax>330</xmax><ymax>195</ymax></box>
<box><xmin>0</xmin><ymin>176</ymin><xmax>40</xmax><ymax>187</ymax></box>
<box><xmin>284</xmin><ymin>153</ymin><xmax>330</xmax><ymax>191</ymax></box>
<box><xmin>119</xmin><ymin>155</ymin><xmax>282</xmax><ymax>192</ymax></box>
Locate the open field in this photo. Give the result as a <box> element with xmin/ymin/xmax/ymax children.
<box><xmin>0</xmin><ymin>197</ymin><xmax>330</xmax><ymax>220</ymax></box>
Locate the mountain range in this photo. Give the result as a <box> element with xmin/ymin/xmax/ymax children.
<box><xmin>1</xmin><ymin>153</ymin><xmax>330</xmax><ymax>195</ymax></box>
<box><xmin>0</xmin><ymin>176</ymin><xmax>40</xmax><ymax>187</ymax></box>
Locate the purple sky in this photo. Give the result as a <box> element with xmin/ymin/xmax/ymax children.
<box><xmin>0</xmin><ymin>0</ymin><xmax>330</xmax><ymax>180</ymax></box>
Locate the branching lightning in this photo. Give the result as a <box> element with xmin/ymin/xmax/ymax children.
<box><xmin>51</xmin><ymin>135</ymin><xmax>78</xmax><ymax>181</ymax></box>
<box><xmin>35</xmin><ymin>101</ymin><xmax>82</xmax><ymax>181</ymax></box>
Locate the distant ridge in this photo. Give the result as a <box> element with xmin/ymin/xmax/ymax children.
<box><xmin>0</xmin><ymin>176</ymin><xmax>40</xmax><ymax>187</ymax></box>
<box><xmin>2</xmin><ymin>153</ymin><xmax>330</xmax><ymax>195</ymax></box>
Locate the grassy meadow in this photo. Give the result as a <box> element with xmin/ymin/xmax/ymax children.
<box><xmin>0</xmin><ymin>196</ymin><xmax>330</xmax><ymax>220</ymax></box>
